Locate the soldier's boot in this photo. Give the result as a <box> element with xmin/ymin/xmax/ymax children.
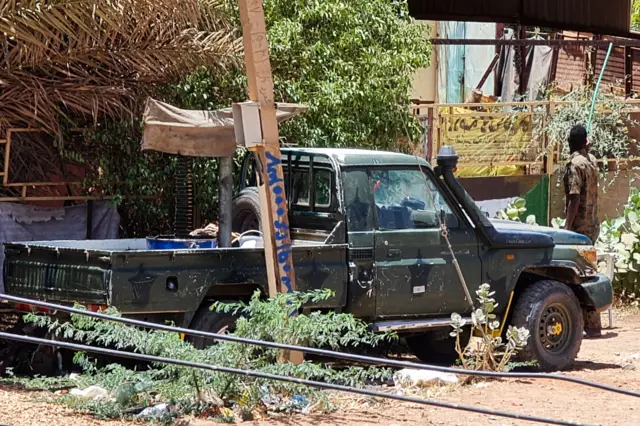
<box><xmin>584</xmin><ymin>309</ymin><xmax>602</xmax><ymax>338</ymax></box>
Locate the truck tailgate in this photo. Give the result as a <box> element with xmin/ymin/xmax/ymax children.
<box><xmin>3</xmin><ymin>248</ymin><xmax>110</xmax><ymax>304</ymax></box>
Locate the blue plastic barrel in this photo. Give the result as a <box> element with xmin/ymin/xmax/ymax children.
<box><xmin>146</xmin><ymin>236</ymin><xmax>217</xmax><ymax>250</ymax></box>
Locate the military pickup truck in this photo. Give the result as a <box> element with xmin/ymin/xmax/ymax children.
<box><xmin>2</xmin><ymin>147</ymin><xmax>612</xmax><ymax>371</ymax></box>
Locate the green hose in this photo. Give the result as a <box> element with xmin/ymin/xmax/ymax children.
<box><xmin>587</xmin><ymin>42</ymin><xmax>614</xmax><ymax>132</ymax></box>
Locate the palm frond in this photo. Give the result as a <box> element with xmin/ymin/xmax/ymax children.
<box><xmin>0</xmin><ymin>0</ymin><xmax>242</xmax><ymax>135</ymax></box>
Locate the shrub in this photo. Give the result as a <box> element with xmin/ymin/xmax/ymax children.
<box><xmin>23</xmin><ymin>290</ymin><xmax>395</xmax><ymax>422</ymax></box>
<box><xmin>450</xmin><ymin>284</ymin><xmax>531</xmax><ymax>372</ymax></box>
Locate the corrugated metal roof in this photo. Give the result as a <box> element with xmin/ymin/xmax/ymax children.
<box><xmin>409</xmin><ymin>0</ymin><xmax>632</xmax><ymax>37</ymax></box>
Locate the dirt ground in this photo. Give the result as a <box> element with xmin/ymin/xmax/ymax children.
<box><xmin>0</xmin><ymin>311</ymin><xmax>639</xmax><ymax>426</ymax></box>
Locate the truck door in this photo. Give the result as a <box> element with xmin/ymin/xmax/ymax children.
<box><xmin>372</xmin><ymin>166</ymin><xmax>482</xmax><ymax>317</ymax></box>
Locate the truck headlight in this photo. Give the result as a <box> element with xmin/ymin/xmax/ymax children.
<box><xmin>575</xmin><ymin>246</ymin><xmax>598</xmax><ymax>269</ymax></box>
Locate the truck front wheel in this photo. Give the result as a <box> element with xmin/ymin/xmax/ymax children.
<box><xmin>187</xmin><ymin>304</ymin><xmax>238</xmax><ymax>350</ymax></box>
<box><xmin>510</xmin><ymin>280</ymin><xmax>583</xmax><ymax>371</ymax></box>
<box><xmin>406</xmin><ymin>328</ymin><xmax>471</xmax><ymax>365</ymax></box>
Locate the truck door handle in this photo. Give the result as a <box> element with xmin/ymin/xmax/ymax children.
<box><xmin>387</xmin><ymin>249</ymin><xmax>401</xmax><ymax>258</ymax></box>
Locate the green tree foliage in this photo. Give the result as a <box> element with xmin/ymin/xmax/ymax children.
<box><xmin>169</xmin><ymin>0</ymin><xmax>431</xmax><ymax>149</ymax></box>
<box><xmin>536</xmin><ymin>87</ymin><xmax>635</xmax><ymax>162</ymax></box>
<box><xmin>86</xmin><ymin>0</ymin><xmax>431</xmax><ymax>236</ymax></box>
<box><xmin>264</xmin><ymin>0</ymin><xmax>431</xmax><ymax>149</ymax></box>
<box><xmin>633</xmin><ymin>0</ymin><xmax>640</xmax><ymax>31</ymax></box>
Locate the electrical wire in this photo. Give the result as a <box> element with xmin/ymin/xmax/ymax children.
<box><xmin>0</xmin><ymin>331</ymin><xmax>589</xmax><ymax>426</ymax></box>
<box><xmin>1</xmin><ymin>294</ymin><xmax>639</xmax><ymax>398</ymax></box>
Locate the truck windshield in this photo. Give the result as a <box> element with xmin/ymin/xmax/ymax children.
<box><xmin>370</xmin><ymin>168</ymin><xmax>453</xmax><ymax>230</ymax></box>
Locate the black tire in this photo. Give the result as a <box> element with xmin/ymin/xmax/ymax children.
<box><xmin>232</xmin><ymin>187</ymin><xmax>261</xmax><ymax>233</ymax></box>
<box><xmin>510</xmin><ymin>280</ymin><xmax>583</xmax><ymax>371</ymax></box>
<box><xmin>187</xmin><ymin>303</ymin><xmax>238</xmax><ymax>350</ymax></box>
<box><xmin>406</xmin><ymin>328</ymin><xmax>471</xmax><ymax>365</ymax></box>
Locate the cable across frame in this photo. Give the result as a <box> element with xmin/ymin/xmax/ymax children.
<box><xmin>0</xmin><ymin>331</ymin><xmax>591</xmax><ymax>426</ymax></box>
<box><xmin>1</xmin><ymin>294</ymin><xmax>638</xmax><ymax>399</ymax></box>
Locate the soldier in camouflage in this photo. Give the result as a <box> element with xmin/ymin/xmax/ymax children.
<box><xmin>563</xmin><ymin>124</ymin><xmax>602</xmax><ymax>338</ymax></box>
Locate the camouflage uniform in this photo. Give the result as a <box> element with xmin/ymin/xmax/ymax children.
<box><xmin>563</xmin><ymin>149</ymin><xmax>600</xmax><ymax>243</ymax></box>
<box><xmin>564</xmin><ymin>149</ymin><xmax>602</xmax><ymax>337</ymax></box>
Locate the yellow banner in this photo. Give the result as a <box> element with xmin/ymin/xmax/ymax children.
<box><xmin>438</xmin><ymin>107</ymin><xmax>535</xmax><ymax>177</ymax></box>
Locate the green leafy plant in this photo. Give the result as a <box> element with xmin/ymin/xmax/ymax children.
<box><xmin>23</xmin><ymin>290</ymin><xmax>395</xmax><ymax>422</ymax></box>
<box><xmin>495</xmin><ymin>197</ymin><xmax>536</xmax><ymax>225</ymax></box>
<box><xmin>551</xmin><ymin>217</ymin><xmax>566</xmax><ymax>229</ymax></box>
<box><xmin>450</xmin><ymin>284</ymin><xmax>531</xmax><ymax>372</ymax></box>
<box><xmin>537</xmin><ymin>87</ymin><xmax>637</xmax><ymax>163</ymax></box>
<box><xmin>595</xmin><ymin>188</ymin><xmax>640</xmax><ymax>304</ymax></box>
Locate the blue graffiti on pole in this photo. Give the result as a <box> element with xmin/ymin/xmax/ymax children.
<box><xmin>265</xmin><ymin>151</ymin><xmax>293</xmax><ymax>292</ymax></box>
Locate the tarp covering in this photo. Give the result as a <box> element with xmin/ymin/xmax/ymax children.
<box><xmin>525</xmin><ymin>35</ymin><xmax>554</xmax><ymax>101</ymax></box>
<box><xmin>437</xmin><ymin>22</ymin><xmax>466</xmax><ymax>104</ymax></box>
<box><xmin>437</xmin><ymin>22</ymin><xmax>497</xmax><ymax>103</ymax></box>
<box><xmin>142</xmin><ymin>98</ymin><xmax>308</xmax><ymax>157</ymax></box>
<box><xmin>496</xmin><ymin>29</ymin><xmax>519</xmax><ymax>103</ymax></box>
<box><xmin>464</xmin><ymin>23</ymin><xmax>496</xmax><ymax>98</ymax></box>
<box><xmin>0</xmin><ymin>201</ymin><xmax>120</xmax><ymax>292</ymax></box>
<box><xmin>497</xmin><ymin>32</ymin><xmax>554</xmax><ymax>102</ymax></box>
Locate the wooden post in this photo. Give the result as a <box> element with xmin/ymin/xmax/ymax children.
<box><xmin>588</xmin><ymin>35</ymin><xmax>600</xmax><ymax>88</ymax></box>
<box><xmin>218</xmin><ymin>157</ymin><xmax>233</xmax><ymax>248</ymax></box>
<box><xmin>86</xmin><ymin>200</ymin><xmax>94</xmax><ymax>240</ymax></box>
<box><xmin>426</xmin><ymin>107</ymin><xmax>434</xmax><ymax>161</ymax></box>
<box><xmin>238</xmin><ymin>0</ymin><xmax>302</xmax><ymax>363</ymax></box>
<box><xmin>625</xmin><ymin>46</ymin><xmax>633</xmax><ymax>98</ymax></box>
<box><xmin>3</xmin><ymin>130</ymin><xmax>12</xmax><ymax>185</ymax></box>
<box><xmin>518</xmin><ymin>25</ymin><xmax>527</xmax><ymax>96</ymax></box>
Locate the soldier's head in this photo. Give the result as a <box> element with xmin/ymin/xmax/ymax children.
<box><xmin>568</xmin><ymin>125</ymin><xmax>588</xmax><ymax>153</ymax></box>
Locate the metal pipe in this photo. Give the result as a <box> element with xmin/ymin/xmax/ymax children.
<box><xmin>218</xmin><ymin>156</ymin><xmax>234</xmax><ymax>247</ymax></box>
<box><xmin>430</xmin><ymin>38</ymin><xmax>640</xmax><ymax>47</ymax></box>
<box><xmin>0</xmin><ymin>331</ymin><xmax>587</xmax><ymax>426</ymax></box>
<box><xmin>587</xmin><ymin>42</ymin><xmax>614</xmax><ymax>132</ymax></box>
<box><xmin>2</xmin><ymin>294</ymin><xmax>639</xmax><ymax>398</ymax></box>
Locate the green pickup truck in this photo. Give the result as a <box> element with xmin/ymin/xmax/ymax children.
<box><xmin>2</xmin><ymin>146</ymin><xmax>613</xmax><ymax>371</ymax></box>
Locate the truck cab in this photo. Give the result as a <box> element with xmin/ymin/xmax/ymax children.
<box><xmin>231</xmin><ymin>146</ymin><xmax>612</xmax><ymax>370</ymax></box>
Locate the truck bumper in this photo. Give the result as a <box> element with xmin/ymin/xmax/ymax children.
<box><xmin>580</xmin><ymin>273</ymin><xmax>613</xmax><ymax>313</ymax></box>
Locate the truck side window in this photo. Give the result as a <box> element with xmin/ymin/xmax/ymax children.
<box><xmin>291</xmin><ymin>169</ymin><xmax>332</xmax><ymax>209</ymax></box>
<box><xmin>371</xmin><ymin>168</ymin><xmax>455</xmax><ymax>230</ymax></box>
<box><xmin>343</xmin><ymin>170</ymin><xmax>374</xmax><ymax>232</ymax></box>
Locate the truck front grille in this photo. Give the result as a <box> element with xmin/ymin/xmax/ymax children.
<box><xmin>349</xmin><ymin>248</ymin><xmax>373</xmax><ymax>261</ymax></box>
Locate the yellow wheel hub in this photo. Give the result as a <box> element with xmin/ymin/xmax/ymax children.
<box><xmin>549</xmin><ymin>323</ymin><xmax>563</xmax><ymax>336</ymax></box>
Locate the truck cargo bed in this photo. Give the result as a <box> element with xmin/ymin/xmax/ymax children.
<box><xmin>3</xmin><ymin>239</ymin><xmax>348</xmax><ymax>314</ymax></box>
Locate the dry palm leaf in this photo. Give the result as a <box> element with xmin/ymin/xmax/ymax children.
<box><xmin>0</xmin><ymin>0</ymin><xmax>242</xmax><ymax>139</ymax></box>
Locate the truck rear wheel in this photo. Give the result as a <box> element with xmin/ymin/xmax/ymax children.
<box><xmin>406</xmin><ymin>328</ymin><xmax>471</xmax><ymax>365</ymax></box>
<box><xmin>187</xmin><ymin>304</ymin><xmax>238</xmax><ymax>350</ymax></box>
<box><xmin>510</xmin><ymin>280</ymin><xmax>583</xmax><ymax>371</ymax></box>
<box><xmin>232</xmin><ymin>188</ymin><xmax>261</xmax><ymax>233</ymax></box>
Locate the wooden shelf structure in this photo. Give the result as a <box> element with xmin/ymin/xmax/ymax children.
<box><xmin>0</xmin><ymin>128</ymin><xmax>148</xmax><ymax>203</ymax></box>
